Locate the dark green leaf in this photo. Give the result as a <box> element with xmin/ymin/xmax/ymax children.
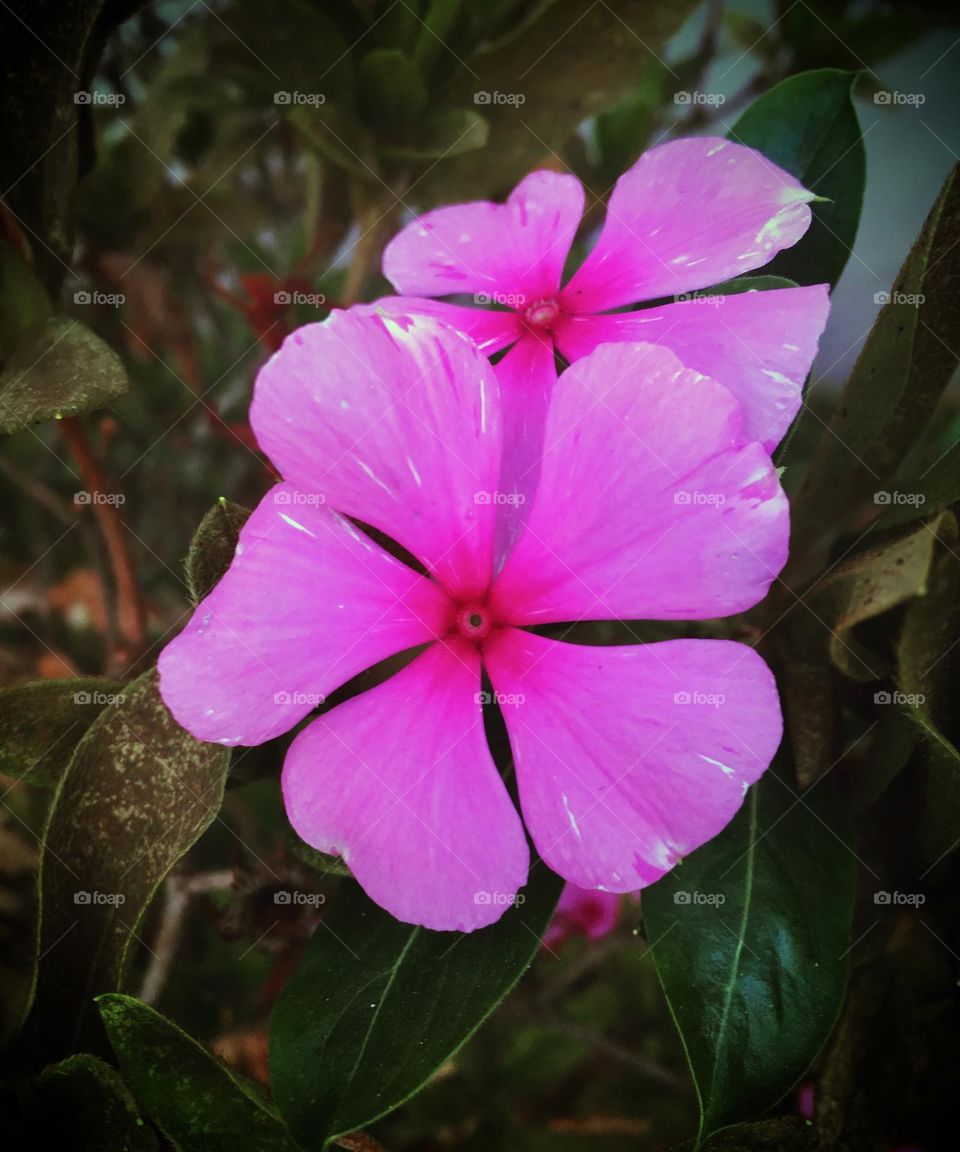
<box><xmin>386</xmin><ymin>109</ymin><xmax>489</xmax><ymax>162</ymax></box>
<box><xmin>644</xmin><ymin>761</ymin><xmax>855</xmax><ymax>1142</ymax></box>
<box><xmin>18</xmin><ymin>669</ymin><xmax>230</xmax><ymax>1063</ymax></box>
<box><xmin>730</xmin><ymin>69</ymin><xmax>865</xmax><ymax>287</ymax></box>
<box><xmin>790</xmin><ymin>164</ymin><xmax>960</xmax><ymax>557</ymax></box>
<box><xmin>0</xmin><ymin>317</ymin><xmax>128</xmax><ymax>434</ymax></box>
<box><xmin>271</xmin><ymin>870</ymin><xmax>562</xmax><ymax>1146</ymax></box>
<box><xmin>99</xmin><ymin>994</ymin><xmax>295</xmax><ymax>1152</ymax></box>
<box><xmin>38</xmin><ymin>1053</ymin><xmax>158</xmax><ymax>1152</ymax></box>
<box><xmin>897</xmin><ymin>543</ymin><xmax>960</xmax><ymax>864</ymax></box>
<box><xmin>186</xmin><ymin>498</ymin><xmax>252</xmax><ymax>603</ymax></box>
<box><xmin>0</xmin><ymin>242</ymin><xmax>51</xmax><ymax>363</ymax></box>
<box><xmin>419</xmin><ymin>0</ymin><xmax>696</xmax><ymax>202</ymax></box>
<box><xmin>0</xmin><ymin>677</ymin><xmax>123</xmax><ymax>786</ymax></box>
<box><xmin>357</xmin><ymin>49</ymin><xmax>426</xmax><ymax>137</ymax></box>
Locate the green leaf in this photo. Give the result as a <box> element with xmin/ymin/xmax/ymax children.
<box><xmin>271</xmin><ymin>870</ymin><xmax>562</xmax><ymax>1146</ymax></box>
<box><xmin>0</xmin><ymin>317</ymin><xmax>128</xmax><ymax>434</ymax></box>
<box><xmin>38</xmin><ymin>1053</ymin><xmax>158</xmax><ymax>1151</ymax></box>
<box><xmin>711</xmin><ymin>275</ymin><xmax>799</xmax><ymax>294</ymax></box>
<box><xmin>804</xmin><ymin>510</ymin><xmax>956</xmax><ymax>681</ymax></box>
<box><xmin>413</xmin><ymin>0</ymin><xmax>461</xmax><ymax>73</ymax></box>
<box><xmin>186</xmin><ymin>498</ymin><xmax>251</xmax><ymax>603</ymax></box>
<box><xmin>99</xmin><ymin>994</ymin><xmax>295</xmax><ymax>1152</ymax></box>
<box><xmin>644</xmin><ymin>762</ymin><xmax>855</xmax><ymax>1143</ymax></box>
<box><xmin>897</xmin><ymin>543</ymin><xmax>960</xmax><ymax>864</ymax></box>
<box><xmin>18</xmin><ymin>669</ymin><xmax>231</xmax><ymax>1063</ymax></box>
<box><xmin>0</xmin><ymin>677</ymin><xmax>124</xmax><ymax>786</ymax></box>
<box><xmin>0</xmin><ymin>241</ymin><xmax>51</xmax><ymax>363</ymax></box>
<box><xmin>385</xmin><ymin>109</ymin><xmax>489</xmax><ymax>162</ymax></box>
<box><xmin>789</xmin><ymin>164</ymin><xmax>960</xmax><ymax>556</ymax></box>
<box><xmin>419</xmin><ymin>0</ymin><xmax>696</xmax><ymax>202</ymax></box>
<box><xmin>730</xmin><ymin>69</ymin><xmax>865</xmax><ymax>287</ymax></box>
<box><xmin>357</xmin><ymin>49</ymin><xmax>427</xmax><ymax>137</ymax></box>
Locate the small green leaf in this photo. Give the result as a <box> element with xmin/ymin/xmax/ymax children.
<box><xmin>0</xmin><ymin>317</ymin><xmax>128</xmax><ymax>434</ymax></box>
<box><xmin>0</xmin><ymin>242</ymin><xmax>51</xmax><ymax>363</ymax></box>
<box><xmin>99</xmin><ymin>994</ymin><xmax>295</xmax><ymax>1152</ymax></box>
<box><xmin>385</xmin><ymin>109</ymin><xmax>489</xmax><ymax>162</ymax></box>
<box><xmin>644</xmin><ymin>760</ymin><xmax>855</xmax><ymax>1143</ymax></box>
<box><xmin>18</xmin><ymin>669</ymin><xmax>231</xmax><ymax>1062</ymax></box>
<box><xmin>38</xmin><ymin>1053</ymin><xmax>158</xmax><ymax>1151</ymax></box>
<box><xmin>357</xmin><ymin>49</ymin><xmax>427</xmax><ymax>137</ymax></box>
<box><xmin>730</xmin><ymin>69</ymin><xmax>865</xmax><ymax>287</ymax></box>
<box><xmin>0</xmin><ymin>677</ymin><xmax>123</xmax><ymax>786</ymax></box>
<box><xmin>271</xmin><ymin>870</ymin><xmax>562</xmax><ymax>1146</ymax></box>
<box><xmin>186</xmin><ymin>498</ymin><xmax>251</xmax><ymax>603</ymax></box>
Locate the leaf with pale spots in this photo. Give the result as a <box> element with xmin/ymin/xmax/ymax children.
<box><xmin>17</xmin><ymin>669</ymin><xmax>230</xmax><ymax>1064</ymax></box>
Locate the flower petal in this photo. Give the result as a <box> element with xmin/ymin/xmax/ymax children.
<box><xmin>252</xmin><ymin>310</ymin><xmax>501</xmax><ymax>599</ymax></box>
<box><xmin>563</xmin><ymin>138</ymin><xmax>815</xmax><ymax>311</ymax></box>
<box><xmin>366</xmin><ymin>296</ymin><xmax>521</xmax><ymax>356</ymax></box>
<box><xmin>485</xmin><ymin>629</ymin><xmax>782</xmax><ymax>890</ymax></box>
<box><xmin>492</xmin><ymin>333</ymin><xmax>558</xmax><ymax>570</ymax></box>
<box><xmin>490</xmin><ymin>342</ymin><xmax>789</xmax><ymax>624</ymax></box>
<box><xmin>555</xmin><ymin>285</ymin><xmax>830</xmax><ymax>450</ymax></box>
<box><xmin>282</xmin><ymin>640</ymin><xmax>529</xmax><ymax>931</ymax></box>
<box><xmin>383</xmin><ymin>170</ymin><xmax>585</xmax><ymax>301</ymax></box>
<box><xmin>158</xmin><ymin>483</ymin><xmax>450</xmax><ymax>747</ymax></box>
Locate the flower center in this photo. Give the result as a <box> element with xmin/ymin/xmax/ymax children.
<box><xmin>523</xmin><ymin>297</ymin><xmax>560</xmax><ymax>331</ymax></box>
<box><xmin>455</xmin><ymin>603</ymin><xmax>494</xmax><ymax>642</ymax></box>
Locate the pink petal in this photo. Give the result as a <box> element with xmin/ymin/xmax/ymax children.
<box><xmin>251</xmin><ymin>310</ymin><xmax>501</xmax><ymax>600</ymax></box>
<box><xmin>282</xmin><ymin>640</ymin><xmax>529</xmax><ymax>931</ymax></box>
<box><xmin>491</xmin><ymin>342</ymin><xmax>789</xmax><ymax>624</ymax></box>
<box><xmin>366</xmin><ymin>296</ymin><xmax>521</xmax><ymax>356</ymax></box>
<box><xmin>556</xmin><ymin>284</ymin><xmax>830</xmax><ymax>450</ymax></box>
<box><xmin>492</xmin><ymin>333</ymin><xmax>558</xmax><ymax>569</ymax></box>
<box><xmin>544</xmin><ymin>883</ymin><xmax>622</xmax><ymax>948</ymax></box>
<box><xmin>562</xmin><ymin>138</ymin><xmax>815</xmax><ymax>312</ymax></box>
<box><xmin>158</xmin><ymin>484</ymin><xmax>451</xmax><ymax>747</ymax></box>
<box><xmin>485</xmin><ymin>629</ymin><xmax>782</xmax><ymax>890</ymax></box>
<box><xmin>383</xmin><ymin>170</ymin><xmax>585</xmax><ymax>301</ymax></box>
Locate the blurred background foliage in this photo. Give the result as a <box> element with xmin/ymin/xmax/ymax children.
<box><xmin>2</xmin><ymin>1</ymin><xmax>960</xmax><ymax>1150</ymax></box>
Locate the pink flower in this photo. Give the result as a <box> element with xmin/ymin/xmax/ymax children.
<box><xmin>378</xmin><ymin>137</ymin><xmax>830</xmax><ymax>509</ymax></box>
<box><xmin>158</xmin><ymin>311</ymin><xmax>786</xmax><ymax>932</ymax></box>
<box><xmin>544</xmin><ymin>884</ymin><xmax>623</xmax><ymax>949</ymax></box>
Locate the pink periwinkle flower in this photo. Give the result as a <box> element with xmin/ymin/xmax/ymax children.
<box><xmin>159</xmin><ymin>311</ymin><xmax>786</xmax><ymax>932</ymax></box>
<box><xmin>544</xmin><ymin>884</ymin><xmax>623</xmax><ymax>950</ymax></box>
<box><xmin>378</xmin><ymin>137</ymin><xmax>830</xmax><ymax>508</ymax></box>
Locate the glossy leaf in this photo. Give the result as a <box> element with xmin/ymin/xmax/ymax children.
<box><xmin>38</xmin><ymin>1052</ymin><xmax>158</xmax><ymax>1151</ymax></box>
<box><xmin>0</xmin><ymin>677</ymin><xmax>123</xmax><ymax>786</ymax></box>
<box><xmin>0</xmin><ymin>317</ymin><xmax>128</xmax><ymax>434</ymax></box>
<box><xmin>18</xmin><ymin>669</ymin><xmax>230</xmax><ymax>1062</ymax></box>
<box><xmin>99</xmin><ymin>994</ymin><xmax>294</xmax><ymax>1152</ymax></box>
<box><xmin>730</xmin><ymin>69</ymin><xmax>865</xmax><ymax>287</ymax></box>
<box><xmin>644</xmin><ymin>761</ymin><xmax>855</xmax><ymax>1142</ymax></box>
<box><xmin>271</xmin><ymin>870</ymin><xmax>562</xmax><ymax>1146</ymax></box>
